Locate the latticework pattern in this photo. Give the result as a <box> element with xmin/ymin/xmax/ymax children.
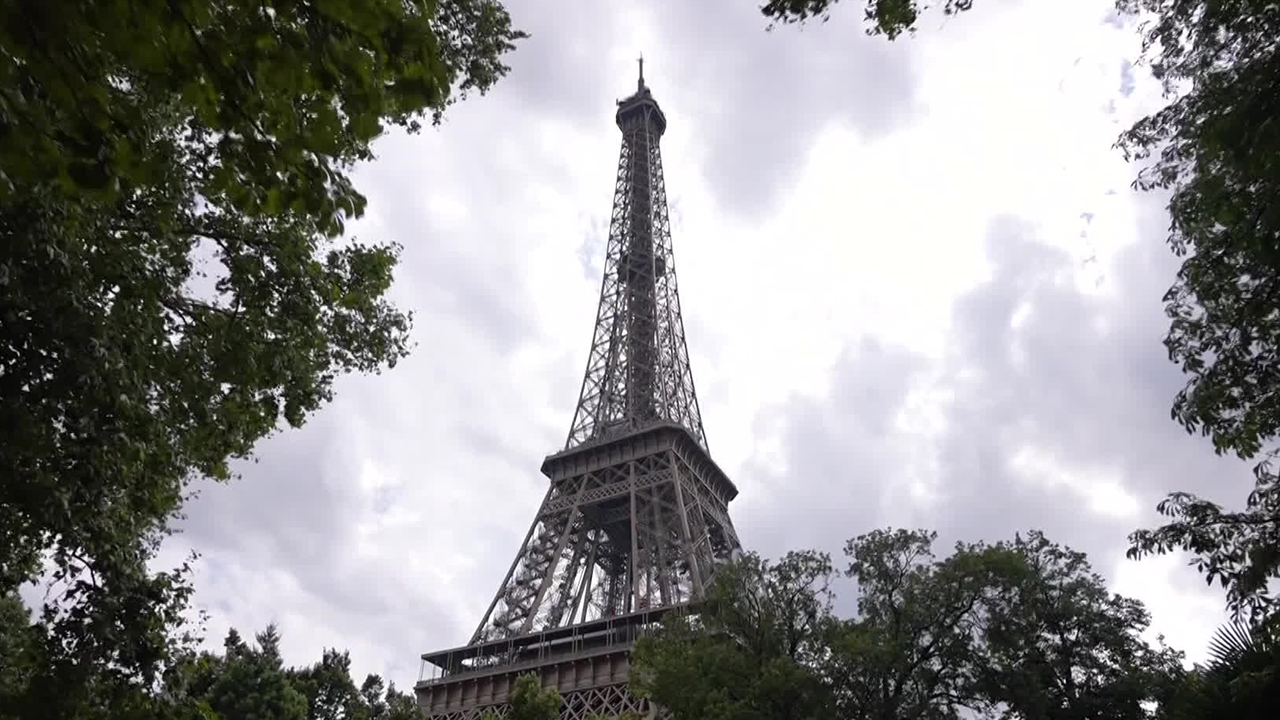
<box><xmin>417</xmin><ymin>67</ymin><xmax>738</xmax><ymax>720</ymax></box>
<box><xmin>565</xmin><ymin>72</ymin><xmax>706</xmax><ymax>453</ymax></box>
<box><xmin>470</xmin><ymin>72</ymin><xmax>740</xmax><ymax>645</ymax></box>
<box><xmin>429</xmin><ymin>683</ymin><xmax>656</xmax><ymax>720</ymax></box>
<box><xmin>473</xmin><ymin>427</ymin><xmax>739</xmax><ymax>642</ymax></box>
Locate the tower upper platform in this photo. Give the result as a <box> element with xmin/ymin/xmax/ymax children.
<box><xmin>615</xmin><ymin>63</ymin><xmax>666</xmax><ymax>136</ymax></box>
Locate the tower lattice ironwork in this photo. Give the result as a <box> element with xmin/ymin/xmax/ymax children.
<box><xmin>416</xmin><ymin>62</ymin><xmax>742</xmax><ymax>720</ymax></box>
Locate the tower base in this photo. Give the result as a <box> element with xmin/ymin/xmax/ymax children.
<box><xmin>416</xmin><ymin>607</ymin><xmax>681</xmax><ymax>720</ymax></box>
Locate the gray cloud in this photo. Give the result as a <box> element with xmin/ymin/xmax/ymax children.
<box><xmin>734</xmin><ymin>200</ymin><xmax>1257</xmax><ymax>611</ymax></box>
<box><xmin>733</xmin><ymin>337</ymin><xmax>929</xmax><ymax>560</ymax></box>
<box><xmin>174</xmin><ymin>403</ymin><xmax>461</xmax><ymax>684</ymax></box>
<box><xmin>489</xmin><ymin>0</ymin><xmax>924</xmax><ymax>219</ymax></box>
<box><xmin>493</xmin><ymin>0</ymin><xmax>632</xmax><ymax>133</ymax></box>
<box><xmin>654</xmin><ymin>0</ymin><xmax>923</xmax><ymax>217</ymax></box>
<box><xmin>1120</xmin><ymin>59</ymin><xmax>1136</xmax><ymax>97</ymax></box>
<box><xmin>378</xmin><ymin>0</ymin><xmax>932</xmax><ymax>322</ymax></box>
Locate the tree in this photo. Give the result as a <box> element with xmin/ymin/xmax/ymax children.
<box><xmin>190</xmin><ymin>626</ymin><xmax>309</xmax><ymax>720</ymax></box>
<box><xmin>633</xmin><ymin>529</ymin><xmax>1185</xmax><ymax>720</ymax></box>
<box><xmin>0</xmin><ymin>0</ymin><xmax>525</xmax><ymax>222</ymax></box>
<box><xmin>1128</xmin><ymin>489</ymin><xmax>1280</xmax><ymax>624</ymax></box>
<box><xmin>755</xmin><ymin>0</ymin><xmax>1280</xmax><ymax>625</ymax></box>
<box><xmin>507</xmin><ymin>673</ymin><xmax>561</xmax><ymax>720</ymax></box>
<box><xmin>831</xmin><ymin>530</ymin><xmax>1181</xmax><ymax>720</ymax></box>
<box><xmin>0</xmin><ymin>571</ymin><xmax>209</xmax><ymax>720</ymax></box>
<box><xmin>2</xmin><ymin>615</ymin><xmax>446</xmax><ymax>720</ymax></box>
<box><xmin>759</xmin><ymin>0</ymin><xmax>976</xmax><ymax>39</ymax></box>
<box><xmin>1116</xmin><ymin>0</ymin><xmax>1280</xmax><ymax>625</ymax></box>
<box><xmin>632</xmin><ymin>551</ymin><xmax>837</xmax><ymax>720</ymax></box>
<box><xmin>0</xmin><ymin>593</ymin><xmax>39</xmax><ymax>719</ymax></box>
<box><xmin>0</xmin><ymin>1</ymin><xmax>525</xmax><ymax>712</ymax></box>
<box><xmin>289</xmin><ymin>648</ymin><xmax>369</xmax><ymax>720</ymax></box>
<box><xmin>376</xmin><ymin>683</ymin><xmax>421</xmax><ymax>720</ymax></box>
<box><xmin>478</xmin><ymin>674</ymin><xmax>560</xmax><ymax>720</ymax></box>
<box><xmin>823</xmin><ymin>529</ymin><xmax>1022</xmax><ymax>720</ymax></box>
<box><xmin>364</xmin><ymin>676</ymin><xmax>420</xmax><ymax>720</ymax></box>
<box><xmin>184</xmin><ymin>625</ymin><xmax>428</xmax><ymax>720</ymax></box>
<box><xmin>979</xmin><ymin>532</ymin><xmax>1184</xmax><ymax>720</ymax></box>
<box><xmin>1158</xmin><ymin>621</ymin><xmax>1280</xmax><ymax>720</ymax></box>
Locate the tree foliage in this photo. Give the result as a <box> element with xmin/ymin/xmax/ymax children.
<box><xmin>0</xmin><ymin>0</ymin><xmax>525</xmax><ymax>222</ymax></box>
<box><xmin>632</xmin><ymin>551</ymin><xmax>836</xmax><ymax>720</ymax></box>
<box><xmin>978</xmin><ymin>532</ymin><xmax>1185</xmax><ymax>720</ymax></box>
<box><xmin>191</xmin><ymin>627</ymin><xmax>309</xmax><ymax>720</ymax></box>
<box><xmin>1158</xmin><ymin>621</ymin><xmax>1280</xmax><ymax>720</ymax></box>
<box><xmin>759</xmin><ymin>1</ymin><xmax>976</xmax><ymax>39</ymax></box>
<box><xmin>478</xmin><ymin>674</ymin><xmax>560</xmax><ymax>720</ymax></box>
<box><xmin>1128</xmin><ymin>487</ymin><xmax>1280</xmax><ymax>624</ymax></box>
<box><xmin>824</xmin><ymin>529</ymin><xmax>1014</xmax><ymax>720</ymax></box>
<box><xmin>0</xmin><ymin>1</ymin><xmax>523</xmax><ymax>714</ymax></box>
<box><xmin>288</xmin><ymin>647</ymin><xmax>368</xmax><ymax>720</ymax></box>
<box><xmin>1116</xmin><ymin>0</ymin><xmax>1280</xmax><ymax>625</ymax></box>
<box><xmin>0</xmin><ymin>612</ymin><xmax>423</xmax><ymax>720</ymax></box>
<box><xmin>633</xmin><ymin>528</ymin><xmax>1181</xmax><ymax>720</ymax></box>
<box><xmin>0</xmin><ymin>593</ymin><xmax>39</xmax><ymax>717</ymax></box>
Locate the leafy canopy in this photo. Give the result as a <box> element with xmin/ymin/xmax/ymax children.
<box><xmin>825</xmin><ymin>529</ymin><xmax>1015</xmax><ymax>720</ymax></box>
<box><xmin>633</xmin><ymin>528</ymin><xmax>1181</xmax><ymax>720</ymax></box>
<box><xmin>1116</xmin><ymin>0</ymin><xmax>1280</xmax><ymax>624</ymax></box>
<box><xmin>978</xmin><ymin>532</ymin><xmax>1184</xmax><ymax>720</ymax></box>
<box><xmin>1158</xmin><ymin>621</ymin><xmax>1280</xmax><ymax>720</ymax></box>
<box><xmin>0</xmin><ymin>611</ymin><xmax>426</xmax><ymax>720</ymax></box>
<box><xmin>760</xmin><ymin>1</ymin><xmax>976</xmax><ymax>39</ymax></box>
<box><xmin>0</xmin><ymin>0</ymin><xmax>525</xmax><ymax>716</ymax></box>
<box><xmin>478</xmin><ymin>674</ymin><xmax>561</xmax><ymax>720</ymax></box>
<box><xmin>632</xmin><ymin>550</ymin><xmax>836</xmax><ymax>720</ymax></box>
<box><xmin>0</xmin><ymin>0</ymin><xmax>525</xmax><ymax>230</ymax></box>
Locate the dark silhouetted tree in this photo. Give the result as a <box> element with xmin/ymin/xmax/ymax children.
<box><xmin>0</xmin><ymin>2</ymin><xmax>525</xmax><ymax>715</ymax></box>
<box><xmin>634</xmin><ymin>528</ymin><xmax>1185</xmax><ymax>720</ymax></box>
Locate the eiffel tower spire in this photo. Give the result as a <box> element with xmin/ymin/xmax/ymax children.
<box><xmin>416</xmin><ymin>70</ymin><xmax>743</xmax><ymax>720</ymax></box>
<box><xmin>566</xmin><ymin>56</ymin><xmax>707</xmax><ymax>453</ymax></box>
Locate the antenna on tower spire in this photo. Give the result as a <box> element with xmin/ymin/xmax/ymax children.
<box><xmin>637</xmin><ymin>53</ymin><xmax>645</xmax><ymax>89</ymax></box>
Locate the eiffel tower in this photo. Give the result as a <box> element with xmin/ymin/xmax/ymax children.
<box><xmin>415</xmin><ymin>61</ymin><xmax>743</xmax><ymax>720</ymax></box>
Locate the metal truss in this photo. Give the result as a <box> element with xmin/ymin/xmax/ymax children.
<box><xmin>565</xmin><ymin>73</ymin><xmax>707</xmax><ymax>454</ymax></box>
<box><xmin>418</xmin><ymin>610</ymin><xmax>676</xmax><ymax>720</ymax></box>
<box><xmin>472</xmin><ymin>426</ymin><xmax>739</xmax><ymax>643</ymax></box>
<box><xmin>428</xmin><ymin>683</ymin><xmax>657</xmax><ymax>720</ymax></box>
<box><xmin>418</xmin><ymin>68</ymin><xmax>741</xmax><ymax>720</ymax></box>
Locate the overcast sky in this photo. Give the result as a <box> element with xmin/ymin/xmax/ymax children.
<box><xmin>162</xmin><ymin>0</ymin><xmax>1256</xmax><ymax>691</ymax></box>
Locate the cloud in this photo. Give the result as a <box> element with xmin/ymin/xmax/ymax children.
<box><xmin>495</xmin><ymin>0</ymin><xmax>634</xmax><ymax>131</ymax></box>
<box><xmin>483</xmin><ymin>0</ymin><xmax>925</xmax><ymax>219</ymax></box>
<box><xmin>1120</xmin><ymin>59</ymin><xmax>1136</xmax><ymax>97</ymax></box>
<box><xmin>738</xmin><ymin>202</ymin><xmax>1256</xmax><ymax>655</ymax></box>
<box><xmin>732</xmin><ymin>337</ymin><xmax>931</xmax><ymax>558</ymax></box>
<box><xmin>651</xmin><ymin>0</ymin><xmax>923</xmax><ymax>217</ymax></box>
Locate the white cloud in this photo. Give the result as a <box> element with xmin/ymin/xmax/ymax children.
<box><xmin>159</xmin><ymin>0</ymin><xmax>1251</xmax><ymax>691</ymax></box>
